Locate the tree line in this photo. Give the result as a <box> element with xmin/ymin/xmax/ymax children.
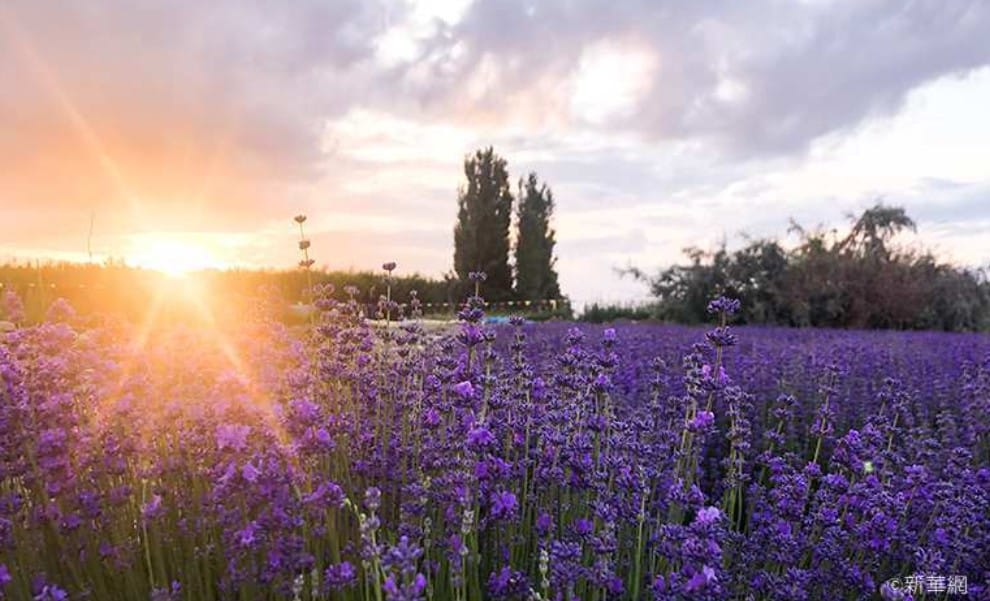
<box><xmin>626</xmin><ymin>204</ymin><xmax>990</xmax><ymax>331</ymax></box>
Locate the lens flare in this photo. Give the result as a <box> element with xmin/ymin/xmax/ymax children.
<box><xmin>129</xmin><ymin>235</ymin><xmax>221</xmax><ymax>277</ymax></box>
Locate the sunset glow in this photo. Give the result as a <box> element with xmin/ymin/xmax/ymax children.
<box><xmin>127</xmin><ymin>234</ymin><xmax>223</xmax><ymax>276</ymax></box>
<box><xmin>0</xmin><ymin>1</ymin><xmax>986</xmax><ymax>307</ymax></box>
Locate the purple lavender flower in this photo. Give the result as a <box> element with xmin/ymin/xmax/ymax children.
<box><xmin>700</xmin><ymin>364</ymin><xmax>730</xmax><ymax>387</ymax></box>
<box><xmin>694</xmin><ymin>506</ymin><xmax>721</xmax><ymax>527</ymax></box>
<box><xmin>490</xmin><ymin>490</ymin><xmax>518</xmax><ymax>520</ymax></box>
<box><xmin>593</xmin><ymin>373</ymin><xmax>612</xmax><ymax>392</ymax></box>
<box><xmin>487</xmin><ymin>566</ymin><xmax>529</xmax><ymax>599</ymax></box>
<box><xmin>466</xmin><ymin>424</ymin><xmax>496</xmax><ymax>451</ymax></box>
<box><xmin>44</xmin><ymin>298</ymin><xmax>76</xmax><ymax>324</ymax></box>
<box><xmin>236</xmin><ymin>521</ymin><xmax>259</xmax><ymax>547</ymax></box>
<box><xmin>324</xmin><ymin>561</ymin><xmax>357</xmax><ymax>591</ymax></box>
<box><xmin>383</xmin><ymin>573</ymin><xmax>427</xmax><ymax>601</ymax></box>
<box><xmin>652</xmin><ymin>573</ymin><xmax>667</xmax><ymax>595</ymax></box>
<box><xmin>689</xmin><ymin>410</ymin><xmax>715</xmax><ymax>432</ymax></box>
<box><xmin>1</xmin><ymin>290</ymin><xmax>24</xmax><ymax>323</ymax></box>
<box><xmin>216</xmin><ymin>424</ymin><xmax>251</xmax><ymax>452</ymax></box>
<box><xmin>364</xmin><ymin>487</ymin><xmax>382</xmax><ymax>512</ymax></box>
<box><xmin>313</xmin><ymin>426</ymin><xmax>332</xmax><ymax>447</ymax></box>
<box><xmin>536</xmin><ymin>512</ymin><xmax>554</xmax><ymax>536</ymax></box>
<box><xmin>684</xmin><ymin>564</ymin><xmax>717</xmax><ymax>593</ymax></box>
<box><xmin>422</xmin><ymin>407</ymin><xmax>441</xmax><ymax>427</ymax></box>
<box><xmin>574</xmin><ymin>517</ymin><xmax>593</xmax><ymax>536</ymax></box>
<box><xmin>706</xmin><ymin>296</ymin><xmax>741</xmax><ymax>316</ymax></box>
<box><xmin>141</xmin><ymin>494</ymin><xmax>164</xmax><ymax>521</ymax></box>
<box><xmin>704</xmin><ymin>326</ymin><xmax>738</xmax><ymax>348</ymax></box>
<box><xmin>303</xmin><ymin>481</ymin><xmax>345</xmax><ymax>509</ymax></box>
<box><xmin>30</xmin><ymin>576</ymin><xmax>68</xmax><ymax>601</ymax></box>
<box><xmin>241</xmin><ymin>462</ymin><xmax>260</xmax><ymax>483</ymax></box>
<box><xmin>453</xmin><ymin>380</ymin><xmax>475</xmax><ymax>399</ymax></box>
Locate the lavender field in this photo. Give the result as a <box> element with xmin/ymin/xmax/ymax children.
<box><xmin>1</xmin><ymin>290</ymin><xmax>989</xmax><ymax>600</ymax></box>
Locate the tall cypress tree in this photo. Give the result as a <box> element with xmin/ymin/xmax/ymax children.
<box><xmin>514</xmin><ymin>172</ymin><xmax>561</xmax><ymax>300</ymax></box>
<box><xmin>453</xmin><ymin>147</ymin><xmax>514</xmax><ymax>300</ymax></box>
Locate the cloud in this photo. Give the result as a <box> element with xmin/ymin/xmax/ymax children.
<box><xmin>401</xmin><ymin>0</ymin><xmax>990</xmax><ymax>154</ymax></box>
<box><xmin>0</xmin><ymin>0</ymin><xmax>391</xmax><ymax>228</ymax></box>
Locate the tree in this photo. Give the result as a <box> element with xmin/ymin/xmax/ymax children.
<box><xmin>453</xmin><ymin>148</ymin><xmax>515</xmax><ymax>300</ymax></box>
<box><xmin>625</xmin><ymin>203</ymin><xmax>990</xmax><ymax>331</ymax></box>
<box><xmin>514</xmin><ymin>173</ymin><xmax>561</xmax><ymax>301</ymax></box>
<box><xmin>839</xmin><ymin>202</ymin><xmax>916</xmax><ymax>261</ymax></box>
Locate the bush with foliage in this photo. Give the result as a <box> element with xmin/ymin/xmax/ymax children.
<box><xmin>627</xmin><ymin>204</ymin><xmax>990</xmax><ymax>331</ymax></box>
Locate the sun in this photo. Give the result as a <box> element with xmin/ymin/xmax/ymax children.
<box><xmin>129</xmin><ymin>235</ymin><xmax>221</xmax><ymax>277</ymax></box>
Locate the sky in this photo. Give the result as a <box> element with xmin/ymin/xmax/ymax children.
<box><xmin>1</xmin><ymin>0</ymin><xmax>988</xmax><ymax>306</ymax></box>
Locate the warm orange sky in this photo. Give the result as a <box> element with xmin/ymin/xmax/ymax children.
<box><xmin>1</xmin><ymin>1</ymin><xmax>989</xmax><ymax>305</ymax></box>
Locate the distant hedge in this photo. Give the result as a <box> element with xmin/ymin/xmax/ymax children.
<box><xmin>0</xmin><ymin>262</ymin><xmax>576</xmax><ymax>324</ymax></box>
<box><xmin>0</xmin><ymin>262</ymin><xmax>458</xmax><ymax>324</ymax></box>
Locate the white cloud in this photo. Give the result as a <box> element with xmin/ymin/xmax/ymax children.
<box><xmin>570</xmin><ymin>39</ymin><xmax>658</xmax><ymax>124</ymax></box>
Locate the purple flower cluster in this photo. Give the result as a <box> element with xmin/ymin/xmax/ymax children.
<box><xmin>0</xmin><ymin>290</ymin><xmax>988</xmax><ymax>600</ymax></box>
